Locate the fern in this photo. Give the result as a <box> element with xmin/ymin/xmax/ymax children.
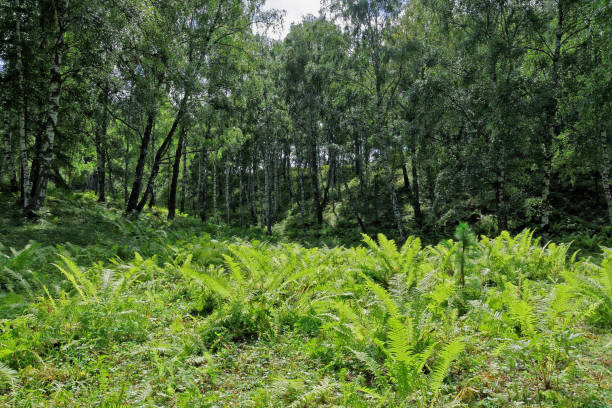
<box><xmin>288</xmin><ymin>379</ymin><xmax>337</xmax><ymax>408</ymax></box>
<box><xmin>361</xmin><ymin>273</ymin><xmax>399</xmax><ymax>317</ymax></box>
<box><xmin>349</xmin><ymin>348</ymin><xmax>385</xmax><ymax>379</ymax></box>
<box><xmin>0</xmin><ymin>362</ymin><xmax>17</xmax><ymax>388</ymax></box>
<box><xmin>428</xmin><ymin>338</ymin><xmax>465</xmax><ymax>407</ymax></box>
<box><xmin>387</xmin><ymin>317</ymin><xmax>414</xmax><ymax>364</ymax></box>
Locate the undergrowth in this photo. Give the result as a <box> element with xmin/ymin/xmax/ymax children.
<box><xmin>0</xmin><ymin>193</ymin><xmax>610</xmax><ymax>407</ymax></box>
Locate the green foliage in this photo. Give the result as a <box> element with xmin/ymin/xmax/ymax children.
<box><xmin>0</xmin><ymin>197</ymin><xmax>610</xmax><ymax>407</ymax></box>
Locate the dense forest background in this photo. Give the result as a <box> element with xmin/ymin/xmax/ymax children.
<box><xmin>0</xmin><ymin>0</ymin><xmax>610</xmax><ymax>247</ymax></box>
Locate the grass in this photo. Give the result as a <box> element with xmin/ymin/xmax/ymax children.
<box><xmin>0</xmin><ymin>192</ymin><xmax>610</xmax><ymax>407</ymax></box>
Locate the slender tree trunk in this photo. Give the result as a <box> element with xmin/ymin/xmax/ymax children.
<box><xmin>197</xmin><ymin>148</ymin><xmax>207</xmax><ymax>222</ymax></box>
<box><xmin>354</xmin><ymin>131</ymin><xmax>363</xmax><ymax>187</ymax></box>
<box><xmin>124</xmin><ymin>132</ymin><xmax>129</xmax><ymax>204</ymax></box>
<box><xmin>239</xmin><ymin>164</ymin><xmax>244</xmax><ymax>228</ymax></box>
<box><xmin>600</xmin><ymin>128</ymin><xmax>612</xmax><ymax>224</ymax></box>
<box><xmin>273</xmin><ymin>150</ymin><xmax>279</xmax><ymax>215</ymax></box>
<box><xmin>410</xmin><ymin>144</ymin><xmax>422</xmax><ymax>221</ymax></box>
<box><xmin>284</xmin><ymin>144</ymin><xmax>293</xmax><ymax>199</ymax></box>
<box><xmin>541</xmin><ymin>0</ymin><xmax>564</xmax><ymax>230</ymax></box>
<box><xmin>265</xmin><ymin>153</ymin><xmax>272</xmax><ymax>235</ymax></box>
<box><xmin>225</xmin><ymin>164</ymin><xmax>230</xmax><ymax>225</ymax></box>
<box><xmin>28</xmin><ymin>0</ymin><xmax>68</xmax><ymax>212</ymax></box>
<box><xmin>15</xmin><ymin>13</ymin><xmax>29</xmax><ymax>203</ymax></box>
<box><xmin>308</xmin><ymin>95</ymin><xmax>323</xmax><ymax>225</ymax></box>
<box><xmin>148</xmin><ymin>186</ymin><xmax>156</xmax><ymax>208</ymax></box>
<box><xmin>540</xmin><ymin>143</ymin><xmax>554</xmax><ymax>229</ymax></box>
<box><xmin>167</xmin><ymin>127</ymin><xmax>185</xmax><ymax>220</ymax></box>
<box><xmin>212</xmin><ymin>160</ymin><xmax>218</xmax><ymax>224</ymax></box>
<box><xmin>126</xmin><ymin>113</ymin><xmax>154</xmax><ymax>213</ymax></box>
<box><xmin>322</xmin><ymin>149</ymin><xmax>334</xmax><ymax>208</ymax></box>
<box><xmin>136</xmin><ymin>98</ymin><xmax>187</xmax><ymax>212</ymax></box>
<box><xmin>249</xmin><ymin>161</ymin><xmax>257</xmax><ymax>224</ymax></box>
<box><xmin>95</xmin><ymin>99</ymin><xmax>108</xmax><ymax>202</ymax></box>
<box><xmin>497</xmin><ymin>150</ymin><xmax>507</xmax><ymax>229</ymax></box>
<box><xmin>297</xmin><ymin>151</ymin><xmax>306</xmax><ymax>235</ymax></box>
<box><xmin>2</xmin><ymin>113</ymin><xmax>18</xmax><ymax>192</ymax></box>
<box><xmin>106</xmin><ymin>142</ymin><xmax>116</xmax><ymax>200</ymax></box>
<box><xmin>180</xmin><ymin>135</ymin><xmax>187</xmax><ymax>214</ymax></box>
<box><xmin>402</xmin><ymin>162</ymin><xmax>411</xmax><ymax>194</ymax></box>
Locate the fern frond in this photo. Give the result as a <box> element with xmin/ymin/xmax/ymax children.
<box><xmin>288</xmin><ymin>379</ymin><xmax>337</xmax><ymax>408</ymax></box>
<box><xmin>362</xmin><ymin>274</ymin><xmax>399</xmax><ymax>317</ymax></box>
<box><xmin>0</xmin><ymin>362</ymin><xmax>17</xmax><ymax>387</ymax></box>
<box><xmin>186</xmin><ymin>269</ymin><xmax>232</xmax><ymax>300</ymax></box>
<box><xmin>429</xmin><ymin>338</ymin><xmax>465</xmax><ymax>407</ymax></box>
<box><xmin>387</xmin><ymin>317</ymin><xmax>414</xmax><ymax>364</ymax></box>
<box><xmin>349</xmin><ymin>348</ymin><xmax>384</xmax><ymax>379</ymax></box>
<box><xmin>222</xmin><ymin>254</ymin><xmax>245</xmax><ymax>284</ymax></box>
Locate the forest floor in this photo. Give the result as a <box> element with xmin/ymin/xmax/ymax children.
<box><xmin>0</xmin><ymin>192</ymin><xmax>611</xmax><ymax>407</ymax></box>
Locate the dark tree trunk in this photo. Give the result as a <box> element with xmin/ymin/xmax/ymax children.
<box><xmin>197</xmin><ymin>148</ymin><xmax>207</xmax><ymax>222</ymax></box>
<box><xmin>308</xmin><ymin>95</ymin><xmax>323</xmax><ymax>225</ymax></box>
<box><xmin>136</xmin><ymin>100</ymin><xmax>187</xmax><ymax>213</ymax></box>
<box><xmin>2</xmin><ymin>113</ymin><xmax>18</xmax><ymax>193</ymax></box>
<box><xmin>411</xmin><ymin>144</ymin><xmax>422</xmax><ymax>221</ymax></box>
<box><xmin>95</xmin><ymin>98</ymin><xmax>109</xmax><ymax>202</ymax></box>
<box><xmin>180</xmin><ymin>135</ymin><xmax>187</xmax><ymax>214</ymax></box>
<box><xmin>168</xmin><ymin>127</ymin><xmax>185</xmax><ymax>220</ymax></box>
<box><xmin>126</xmin><ymin>113</ymin><xmax>154</xmax><ymax>213</ymax></box>
<box><xmin>600</xmin><ymin>128</ymin><xmax>612</xmax><ymax>224</ymax></box>
<box><xmin>106</xmin><ymin>142</ymin><xmax>116</xmax><ymax>200</ymax></box>
<box><xmin>123</xmin><ymin>133</ymin><xmax>129</xmax><ymax>203</ymax></box>
<box><xmin>297</xmin><ymin>151</ymin><xmax>306</xmax><ymax>235</ymax></box>
<box><xmin>402</xmin><ymin>159</ymin><xmax>412</xmax><ymax>197</ymax></box>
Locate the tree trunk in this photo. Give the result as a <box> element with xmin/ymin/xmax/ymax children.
<box><xmin>308</xmin><ymin>94</ymin><xmax>323</xmax><ymax>225</ymax></box>
<box><xmin>284</xmin><ymin>144</ymin><xmax>293</xmax><ymax>199</ymax></box>
<box><xmin>540</xmin><ymin>143</ymin><xmax>553</xmax><ymax>230</ymax></box>
<box><xmin>402</xmin><ymin>161</ymin><xmax>411</xmax><ymax>195</ymax></box>
<box><xmin>410</xmin><ymin>144</ymin><xmax>422</xmax><ymax>221</ymax></box>
<box><xmin>124</xmin><ymin>132</ymin><xmax>130</xmax><ymax>204</ymax></box>
<box><xmin>239</xmin><ymin>164</ymin><xmax>244</xmax><ymax>228</ymax></box>
<box><xmin>16</xmin><ymin>13</ymin><xmax>29</xmax><ymax>203</ymax></box>
<box><xmin>541</xmin><ymin>0</ymin><xmax>564</xmax><ymax>230</ymax></box>
<box><xmin>95</xmin><ymin>98</ymin><xmax>108</xmax><ymax>203</ymax></box>
<box><xmin>600</xmin><ymin>128</ymin><xmax>612</xmax><ymax>224</ymax></box>
<box><xmin>167</xmin><ymin>127</ymin><xmax>185</xmax><ymax>220</ymax></box>
<box><xmin>2</xmin><ymin>113</ymin><xmax>18</xmax><ymax>192</ymax></box>
<box><xmin>273</xmin><ymin>150</ymin><xmax>279</xmax><ymax>215</ymax></box>
<box><xmin>27</xmin><ymin>0</ymin><xmax>68</xmax><ymax>212</ymax></box>
<box><xmin>265</xmin><ymin>153</ymin><xmax>272</xmax><ymax>235</ymax></box>
<box><xmin>249</xmin><ymin>161</ymin><xmax>257</xmax><ymax>224</ymax></box>
<box><xmin>497</xmin><ymin>150</ymin><xmax>507</xmax><ymax>229</ymax></box>
<box><xmin>212</xmin><ymin>160</ymin><xmax>218</xmax><ymax>224</ymax></box>
<box><xmin>225</xmin><ymin>164</ymin><xmax>230</xmax><ymax>225</ymax></box>
<box><xmin>197</xmin><ymin>149</ymin><xmax>207</xmax><ymax>222</ymax></box>
<box><xmin>125</xmin><ymin>113</ymin><xmax>154</xmax><ymax>213</ymax></box>
<box><xmin>297</xmin><ymin>151</ymin><xmax>306</xmax><ymax>235</ymax></box>
<box><xmin>106</xmin><ymin>142</ymin><xmax>116</xmax><ymax>200</ymax></box>
<box><xmin>322</xmin><ymin>149</ymin><xmax>334</xmax><ymax>209</ymax></box>
<box><xmin>180</xmin><ymin>134</ymin><xmax>187</xmax><ymax>214</ymax></box>
<box><xmin>136</xmin><ymin>98</ymin><xmax>187</xmax><ymax>212</ymax></box>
